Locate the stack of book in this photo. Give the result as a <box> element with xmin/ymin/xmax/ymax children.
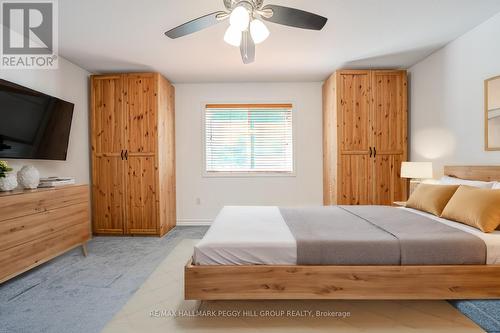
<box><xmin>38</xmin><ymin>177</ymin><xmax>76</xmax><ymax>188</ymax></box>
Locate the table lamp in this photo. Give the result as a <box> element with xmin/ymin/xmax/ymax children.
<box><xmin>401</xmin><ymin>162</ymin><xmax>433</xmax><ymax>196</ymax></box>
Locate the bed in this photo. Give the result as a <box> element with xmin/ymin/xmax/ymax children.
<box><xmin>185</xmin><ymin>166</ymin><xmax>500</xmax><ymax>300</ymax></box>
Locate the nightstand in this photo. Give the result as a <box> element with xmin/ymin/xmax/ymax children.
<box><xmin>393</xmin><ymin>201</ymin><xmax>407</xmax><ymax>207</ymax></box>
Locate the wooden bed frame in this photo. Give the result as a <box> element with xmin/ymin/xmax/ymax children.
<box><xmin>185</xmin><ymin>166</ymin><xmax>500</xmax><ymax>300</ymax></box>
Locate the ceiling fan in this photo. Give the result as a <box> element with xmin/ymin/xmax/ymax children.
<box><xmin>165</xmin><ymin>0</ymin><xmax>328</xmax><ymax>64</ymax></box>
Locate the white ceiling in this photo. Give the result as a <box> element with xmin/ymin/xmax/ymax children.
<box><xmin>59</xmin><ymin>0</ymin><xmax>500</xmax><ymax>83</ymax></box>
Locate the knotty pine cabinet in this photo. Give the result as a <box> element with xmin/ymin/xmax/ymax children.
<box><xmin>323</xmin><ymin>70</ymin><xmax>408</xmax><ymax>206</ymax></box>
<box><xmin>90</xmin><ymin>73</ymin><xmax>176</xmax><ymax>236</ymax></box>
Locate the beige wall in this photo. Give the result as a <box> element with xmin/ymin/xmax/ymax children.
<box><xmin>409</xmin><ymin>12</ymin><xmax>500</xmax><ymax>175</ymax></box>
<box><xmin>174</xmin><ymin>82</ymin><xmax>323</xmax><ymax>224</ymax></box>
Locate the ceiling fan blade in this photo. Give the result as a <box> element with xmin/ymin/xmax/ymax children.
<box><xmin>261</xmin><ymin>5</ymin><xmax>327</xmax><ymax>30</ymax></box>
<box><xmin>240</xmin><ymin>30</ymin><xmax>255</xmax><ymax>64</ymax></box>
<box><xmin>165</xmin><ymin>11</ymin><xmax>228</xmax><ymax>39</ymax></box>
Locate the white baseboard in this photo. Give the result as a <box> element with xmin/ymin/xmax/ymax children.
<box><xmin>176</xmin><ymin>219</ymin><xmax>212</xmax><ymax>226</ymax></box>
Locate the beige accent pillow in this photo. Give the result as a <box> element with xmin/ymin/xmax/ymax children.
<box><xmin>441</xmin><ymin>186</ymin><xmax>500</xmax><ymax>233</ymax></box>
<box><xmin>406</xmin><ymin>184</ymin><xmax>459</xmax><ymax>216</ymax></box>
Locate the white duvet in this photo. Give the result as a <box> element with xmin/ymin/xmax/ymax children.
<box><xmin>193</xmin><ymin>206</ymin><xmax>500</xmax><ymax>265</ymax></box>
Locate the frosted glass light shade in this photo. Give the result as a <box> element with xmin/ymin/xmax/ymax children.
<box><xmin>401</xmin><ymin>162</ymin><xmax>433</xmax><ymax>179</ymax></box>
<box><xmin>250</xmin><ymin>19</ymin><xmax>269</xmax><ymax>44</ymax></box>
<box><xmin>230</xmin><ymin>6</ymin><xmax>250</xmax><ymax>31</ymax></box>
<box><xmin>224</xmin><ymin>25</ymin><xmax>242</xmax><ymax>47</ymax></box>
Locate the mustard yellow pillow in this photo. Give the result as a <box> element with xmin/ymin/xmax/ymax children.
<box><xmin>406</xmin><ymin>184</ymin><xmax>459</xmax><ymax>216</ymax></box>
<box><xmin>441</xmin><ymin>186</ymin><xmax>500</xmax><ymax>233</ymax></box>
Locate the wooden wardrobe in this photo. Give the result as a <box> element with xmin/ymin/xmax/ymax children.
<box><xmin>323</xmin><ymin>70</ymin><xmax>408</xmax><ymax>206</ymax></box>
<box><xmin>90</xmin><ymin>73</ymin><xmax>176</xmax><ymax>236</ymax></box>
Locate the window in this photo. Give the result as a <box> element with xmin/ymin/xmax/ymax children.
<box><xmin>204</xmin><ymin>104</ymin><xmax>294</xmax><ymax>175</ymax></box>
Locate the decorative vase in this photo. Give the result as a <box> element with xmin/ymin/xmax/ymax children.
<box><xmin>17</xmin><ymin>165</ymin><xmax>40</xmax><ymax>189</ymax></box>
<box><xmin>0</xmin><ymin>172</ymin><xmax>18</xmax><ymax>192</ymax></box>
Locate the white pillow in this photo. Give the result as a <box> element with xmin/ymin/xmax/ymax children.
<box><xmin>493</xmin><ymin>182</ymin><xmax>500</xmax><ymax>190</ymax></box>
<box><xmin>439</xmin><ymin>176</ymin><xmax>495</xmax><ymax>189</ymax></box>
<box><xmin>422</xmin><ymin>179</ymin><xmax>441</xmax><ymax>185</ymax></box>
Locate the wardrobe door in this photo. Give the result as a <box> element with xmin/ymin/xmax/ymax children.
<box><xmin>91</xmin><ymin>76</ymin><xmax>125</xmax><ymax>155</ymax></box>
<box><xmin>123</xmin><ymin>74</ymin><xmax>159</xmax><ymax>234</ymax></box>
<box><xmin>338</xmin><ymin>154</ymin><xmax>372</xmax><ymax>205</ymax></box>
<box><xmin>92</xmin><ymin>156</ymin><xmax>126</xmax><ymax>234</ymax></box>
<box><xmin>371</xmin><ymin>71</ymin><xmax>407</xmax><ymax>154</ymax></box>
<box><xmin>124</xmin><ymin>74</ymin><xmax>158</xmax><ymax>154</ymax></box>
<box><xmin>372</xmin><ymin>154</ymin><xmax>406</xmax><ymax>205</ymax></box>
<box><xmin>337</xmin><ymin>71</ymin><xmax>373</xmax><ymax>204</ymax></box>
<box><xmin>125</xmin><ymin>156</ymin><xmax>158</xmax><ymax>234</ymax></box>
<box><xmin>371</xmin><ymin>71</ymin><xmax>408</xmax><ymax>204</ymax></box>
<box><xmin>338</xmin><ymin>71</ymin><xmax>372</xmax><ymax>153</ymax></box>
<box><xmin>91</xmin><ymin>76</ymin><xmax>126</xmax><ymax>234</ymax></box>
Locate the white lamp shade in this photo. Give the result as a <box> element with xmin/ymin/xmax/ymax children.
<box><xmin>224</xmin><ymin>25</ymin><xmax>242</xmax><ymax>47</ymax></box>
<box><xmin>401</xmin><ymin>162</ymin><xmax>433</xmax><ymax>179</ymax></box>
<box><xmin>229</xmin><ymin>6</ymin><xmax>250</xmax><ymax>32</ymax></box>
<box><xmin>250</xmin><ymin>19</ymin><xmax>269</xmax><ymax>44</ymax></box>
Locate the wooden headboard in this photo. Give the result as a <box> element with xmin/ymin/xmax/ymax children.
<box><xmin>444</xmin><ymin>166</ymin><xmax>500</xmax><ymax>182</ymax></box>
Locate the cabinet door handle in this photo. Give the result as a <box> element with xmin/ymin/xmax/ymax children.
<box><xmin>120</xmin><ymin>150</ymin><xmax>124</xmax><ymax>160</ymax></box>
<box><xmin>369</xmin><ymin>147</ymin><xmax>373</xmax><ymax>158</ymax></box>
<box><xmin>373</xmin><ymin>147</ymin><xmax>377</xmax><ymax>158</ymax></box>
<box><xmin>125</xmin><ymin>150</ymin><xmax>128</xmax><ymax>160</ymax></box>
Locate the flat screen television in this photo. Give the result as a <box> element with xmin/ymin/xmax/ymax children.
<box><xmin>0</xmin><ymin>79</ymin><xmax>74</xmax><ymax>160</ymax></box>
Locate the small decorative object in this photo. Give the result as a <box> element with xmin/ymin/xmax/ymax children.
<box><xmin>0</xmin><ymin>160</ymin><xmax>17</xmax><ymax>192</ymax></box>
<box><xmin>401</xmin><ymin>162</ymin><xmax>434</xmax><ymax>196</ymax></box>
<box><xmin>17</xmin><ymin>165</ymin><xmax>40</xmax><ymax>189</ymax></box>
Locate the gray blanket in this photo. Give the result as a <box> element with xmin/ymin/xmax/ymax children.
<box><xmin>279</xmin><ymin>206</ymin><xmax>486</xmax><ymax>265</ymax></box>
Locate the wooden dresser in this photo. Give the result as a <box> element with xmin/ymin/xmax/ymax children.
<box><xmin>0</xmin><ymin>185</ymin><xmax>91</xmax><ymax>283</ymax></box>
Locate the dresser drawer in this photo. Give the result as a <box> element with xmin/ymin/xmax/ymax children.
<box><xmin>0</xmin><ymin>185</ymin><xmax>88</xmax><ymax>221</ymax></box>
<box><xmin>0</xmin><ymin>222</ymin><xmax>90</xmax><ymax>283</ymax></box>
<box><xmin>0</xmin><ymin>202</ymin><xmax>90</xmax><ymax>252</ymax></box>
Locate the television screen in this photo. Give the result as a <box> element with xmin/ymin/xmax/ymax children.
<box><xmin>0</xmin><ymin>79</ymin><xmax>74</xmax><ymax>160</ymax></box>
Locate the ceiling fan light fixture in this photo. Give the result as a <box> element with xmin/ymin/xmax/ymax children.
<box><xmin>229</xmin><ymin>5</ymin><xmax>250</xmax><ymax>31</ymax></box>
<box><xmin>250</xmin><ymin>19</ymin><xmax>269</xmax><ymax>44</ymax></box>
<box><xmin>165</xmin><ymin>0</ymin><xmax>329</xmax><ymax>64</ymax></box>
<box><xmin>224</xmin><ymin>25</ymin><xmax>242</xmax><ymax>47</ymax></box>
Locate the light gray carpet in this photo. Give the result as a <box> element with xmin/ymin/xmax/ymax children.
<box><xmin>0</xmin><ymin>226</ymin><xmax>208</xmax><ymax>333</ymax></box>
<box><xmin>1</xmin><ymin>225</ymin><xmax>499</xmax><ymax>333</ymax></box>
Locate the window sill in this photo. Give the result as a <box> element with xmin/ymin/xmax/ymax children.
<box><xmin>203</xmin><ymin>171</ymin><xmax>296</xmax><ymax>178</ymax></box>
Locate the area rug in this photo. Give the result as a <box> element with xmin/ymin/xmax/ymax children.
<box><xmin>102</xmin><ymin>239</ymin><xmax>483</xmax><ymax>333</ymax></box>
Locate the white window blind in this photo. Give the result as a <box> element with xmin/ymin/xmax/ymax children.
<box><xmin>205</xmin><ymin>104</ymin><xmax>293</xmax><ymax>174</ymax></box>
